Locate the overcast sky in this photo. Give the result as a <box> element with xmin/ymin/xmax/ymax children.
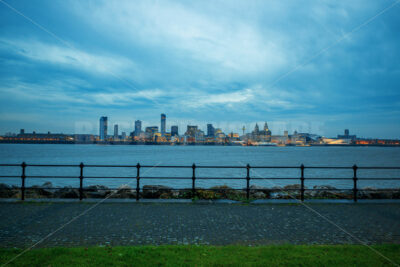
<box><xmin>0</xmin><ymin>0</ymin><xmax>399</xmax><ymax>138</ymax></box>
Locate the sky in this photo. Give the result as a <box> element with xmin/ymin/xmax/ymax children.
<box><xmin>0</xmin><ymin>0</ymin><xmax>399</xmax><ymax>138</ymax></box>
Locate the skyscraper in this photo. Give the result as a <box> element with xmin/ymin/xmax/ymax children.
<box><xmin>207</xmin><ymin>124</ymin><xmax>215</xmax><ymax>137</ymax></box>
<box><xmin>161</xmin><ymin>113</ymin><xmax>166</xmax><ymax>136</ymax></box>
<box><xmin>134</xmin><ymin>120</ymin><xmax>142</xmax><ymax>136</ymax></box>
<box><xmin>114</xmin><ymin>124</ymin><xmax>118</xmax><ymax>140</ymax></box>
<box><xmin>171</xmin><ymin>125</ymin><xmax>178</xmax><ymax>136</ymax></box>
<box><xmin>99</xmin><ymin>116</ymin><xmax>108</xmax><ymax>140</ymax></box>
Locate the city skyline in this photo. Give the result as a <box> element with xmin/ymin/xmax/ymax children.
<box><xmin>1</xmin><ymin>1</ymin><xmax>400</xmax><ymax>138</ymax></box>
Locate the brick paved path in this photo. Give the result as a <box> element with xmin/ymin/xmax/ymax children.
<box><xmin>0</xmin><ymin>202</ymin><xmax>399</xmax><ymax>248</ymax></box>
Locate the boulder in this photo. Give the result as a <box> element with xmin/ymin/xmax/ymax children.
<box><xmin>38</xmin><ymin>182</ymin><xmax>56</xmax><ymax>197</ymax></box>
<box><xmin>84</xmin><ymin>185</ymin><xmax>111</xmax><ymax>198</ymax></box>
<box><xmin>283</xmin><ymin>184</ymin><xmax>302</xmax><ymax>190</ymax></box>
<box><xmin>0</xmin><ymin>183</ymin><xmax>13</xmax><ymax>198</ymax></box>
<box><xmin>54</xmin><ymin>186</ymin><xmax>80</xmax><ymax>198</ymax></box>
<box><xmin>253</xmin><ymin>192</ymin><xmax>266</xmax><ymax>199</ymax></box>
<box><xmin>142</xmin><ymin>185</ymin><xmax>172</xmax><ymax>198</ymax></box>
<box><xmin>111</xmin><ymin>185</ymin><xmax>136</xmax><ymax>199</ymax></box>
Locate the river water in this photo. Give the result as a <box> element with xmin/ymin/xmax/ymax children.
<box><xmin>0</xmin><ymin>144</ymin><xmax>399</xmax><ymax>189</ymax></box>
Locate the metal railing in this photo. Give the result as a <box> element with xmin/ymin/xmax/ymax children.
<box><xmin>0</xmin><ymin>162</ymin><xmax>399</xmax><ymax>202</ymax></box>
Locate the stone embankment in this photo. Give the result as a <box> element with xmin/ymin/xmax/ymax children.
<box><xmin>0</xmin><ymin>182</ymin><xmax>399</xmax><ymax>200</ymax></box>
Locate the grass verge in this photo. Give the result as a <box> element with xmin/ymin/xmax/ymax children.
<box><xmin>0</xmin><ymin>244</ymin><xmax>399</xmax><ymax>266</ymax></box>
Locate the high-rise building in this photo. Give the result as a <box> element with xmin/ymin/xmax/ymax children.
<box><xmin>145</xmin><ymin>126</ymin><xmax>159</xmax><ymax>139</ymax></box>
<box><xmin>185</xmin><ymin>125</ymin><xmax>198</xmax><ymax>137</ymax></box>
<box><xmin>121</xmin><ymin>132</ymin><xmax>126</xmax><ymax>140</ymax></box>
<box><xmin>161</xmin><ymin>114</ymin><xmax>166</xmax><ymax>136</ymax></box>
<box><xmin>344</xmin><ymin>129</ymin><xmax>349</xmax><ymax>136</ymax></box>
<box><xmin>99</xmin><ymin>116</ymin><xmax>108</xmax><ymax>140</ymax></box>
<box><xmin>171</xmin><ymin>125</ymin><xmax>178</xmax><ymax>136</ymax></box>
<box><xmin>114</xmin><ymin>124</ymin><xmax>118</xmax><ymax>140</ymax></box>
<box><xmin>207</xmin><ymin>124</ymin><xmax>215</xmax><ymax>137</ymax></box>
<box><xmin>134</xmin><ymin>120</ymin><xmax>142</xmax><ymax>136</ymax></box>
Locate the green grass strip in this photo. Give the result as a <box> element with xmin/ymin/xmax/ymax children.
<box><xmin>0</xmin><ymin>244</ymin><xmax>399</xmax><ymax>266</ymax></box>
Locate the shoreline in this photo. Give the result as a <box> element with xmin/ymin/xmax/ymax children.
<box><xmin>1</xmin><ymin>141</ymin><xmax>400</xmax><ymax>147</ymax></box>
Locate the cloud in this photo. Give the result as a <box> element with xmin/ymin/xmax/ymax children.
<box><xmin>90</xmin><ymin>89</ymin><xmax>165</xmax><ymax>105</ymax></box>
<box><xmin>0</xmin><ymin>38</ymin><xmax>138</xmax><ymax>78</ymax></box>
<box><xmin>75</xmin><ymin>0</ymin><xmax>288</xmax><ymax>77</ymax></box>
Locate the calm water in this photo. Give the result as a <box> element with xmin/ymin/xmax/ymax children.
<box><xmin>0</xmin><ymin>144</ymin><xmax>399</xmax><ymax>189</ymax></box>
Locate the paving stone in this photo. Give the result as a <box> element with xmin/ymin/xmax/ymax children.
<box><xmin>0</xmin><ymin>202</ymin><xmax>399</xmax><ymax>247</ymax></box>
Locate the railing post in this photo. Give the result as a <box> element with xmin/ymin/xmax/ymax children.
<box><xmin>300</xmin><ymin>164</ymin><xmax>305</xmax><ymax>201</ymax></box>
<box><xmin>136</xmin><ymin>163</ymin><xmax>140</xmax><ymax>201</ymax></box>
<box><xmin>246</xmin><ymin>164</ymin><xmax>250</xmax><ymax>200</ymax></box>
<box><xmin>192</xmin><ymin>163</ymin><xmax>196</xmax><ymax>198</ymax></box>
<box><xmin>21</xmin><ymin>162</ymin><xmax>26</xmax><ymax>201</ymax></box>
<box><xmin>79</xmin><ymin>162</ymin><xmax>84</xmax><ymax>201</ymax></box>
<box><xmin>353</xmin><ymin>164</ymin><xmax>358</xmax><ymax>202</ymax></box>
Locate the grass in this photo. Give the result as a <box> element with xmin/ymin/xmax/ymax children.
<box><xmin>0</xmin><ymin>245</ymin><xmax>399</xmax><ymax>266</ymax></box>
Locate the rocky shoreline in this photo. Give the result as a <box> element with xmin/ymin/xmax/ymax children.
<box><xmin>1</xmin><ymin>182</ymin><xmax>400</xmax><ymax>200</ymax></box>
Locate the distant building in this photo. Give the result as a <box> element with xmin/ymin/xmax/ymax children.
<box><xmin>207</xmin><ymin>124</ymin><xmax>215</xmax><ymax>137</ymax></box>
<box><xmin>99</xmin><ymin>116</ymin><xmax>108</xmax><ymax>140</ymax></box>
<box><xmin>145</xmin><ymin>126</ymin><xmax>158</xmax><ymax>139</ymax></box>
<box><xmin>74</xmin><ymin>134</ymin><xmax>94</xmax><ymax>143</ymax></box>
<box><xmin>251</xmin><ymin>122</ymin><xmax>271</xmax><ymax>142</ymax></box>
<box><xmin>338</xmin><ymin>129</ymin><xmax>357</xmax><ymax>140</ymax></box>
<box><xmin>171</xmin><ymin>125</ymin><xmax>179</xmax><ymax>136</ymax></box>
<box><xmin>121</xmin><ymin>132</ymin><xmax>126</xmax><ymax>140</ymax></box>
<box><xmin>161</xmin><ymin>114</ymin><xmax>166</xmax><ymax>136</ymax></box>
<box><xmin>185</xmin><ymin>125</ymin><xmax>198</xmax><ymax>137</ymax></box>
<box><xmin>113</xmin><ymin>124</ymin><xmax>118</xmax><ymax>140</ymax></box>
<box><xmin>134</xmin><ymin>120</ymin><xmax>142</xmax><ymax>136</ymax></box>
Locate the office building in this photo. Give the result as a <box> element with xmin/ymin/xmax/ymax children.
<box><xmin>134</xmin><ymin>120</ymin><xmax>142</xmax><ymax>136</ymax></box>
<box><xmin>113</xmin><ymin>124</ymin><xmax>118</xmax><ymax>140</ymax></box>
<box><xmin>145</xmin><ymin>126</ymin><xmax>159</xmax><ymax>139</ymax></box>
<box><xmin>161</xmin><ymin>114</ymin><xmax>166</xmax><ymax>136</ymax></box>
<box><xmin>99</xmin><ymin>116</ymin><xmax>108</xmax><ymax>140</ymax></box>
<box><xmin>207</xmin><ymin>124</ymin><xmax>215</xmax><ymax>137</ymax></box>
<box><xmin>171</xmin><ymin>125</ymin><xmax>178</xmax><ymax>136</ymax></box>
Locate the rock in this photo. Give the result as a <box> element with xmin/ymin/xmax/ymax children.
<box><xmin>359</xmin><ymin>188</ymin><xmax>394</xmax><ymax>199</ymax></box>
<box><xmin>249</xmin><ymin>185</ymin><xmax>267</xmax><ymax>192</ymax></box>
<box><xmin>142</xmin><ymin>185</ymin><xmax>172</xmax><ymax>198</ymax></box>
<box><xmin>253</xmin><ymin>192</ymin><xmax>266</xmax><ymax>199</ymax></box>
<box><xmin>54</xmin><ymin>186</ymin><xmax>80</xmax><ymax>198</ymax></box>
<box><xmin>112</xmin><ymin>185</ymin><xmax>136</xmax><ymax>199</ymax></box>
<box><xmin>84</xmin><ymin>185</ymin><xmax>111</xmax><ymax>198</ymax></box>
<box><xmin>171</xmin><ymin>190</ymin><xmax>180</xmax><ymax>198</ymax></box>
<box><xmin>313</xmin><ymin>185</ymin><xmax>337</xmax><ymax>190</ymax></box>
<box><xmin>197</xmin><ymin>190</ymin><xmax>219</xmax><ymax>200</ymax></box>
<box><xmin>271</xmin><ymin>192</ymin><xmax>290</xmax><ymax>199</ymax></box>
<box><xmin>0</xmin><ymin>183</ymin><xmax>13</xmax><ymax>198</ymax></box>
<box><xmin>38</xmin><ymin>182</ymin><xmax>56</xmax><ymax>197</ymax></box>
<box><xmin>160</xmin><ymin>192</ymin><xmax>172</xmax><ymax>199</ymax></box>
<box><xmin>283</xmin><ymin>184</ymin><xmax>302</xmax><ymax>190</ymax></box>
<box><xmin>85</xmin><ymin>185</ymin><xmax>109</xmax><ymax>191</ymax></box>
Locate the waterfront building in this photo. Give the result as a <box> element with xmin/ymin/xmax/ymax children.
<box><xmin>121</xmin><ymin>132</ymin><xmax>126</xmax><ymax>140</ymax></box>
<box><xmin>171</xmin><ymin>125</ymin><xmax>178</xmax><ymax>136</ymax></box>
<box><xmin>251</xmin><ymin>122</ymin><xmax>271</xmax><ymax>142</ymax></box>
<box><xmin>134</xmin><ymin>120</ymin><xmax>142</xmax><ymax>136</ymax></box>
<box><xmin>337</xmin><ymin>129</ymin><xmax>357</xmax><ymax>140</ymax></box>
<box><xmin>74</xmin><ymin>134</ymin><xmax>94</xmax><ymax>143</ymax></box>
<box><xmin>207</xmin><ymin>124</ymin><xmax>215</xmax><ymax>137</ymax></box>
<box><xmin>161</xmin><ymin>114</ymin><xmax>166</xmax><ymax>136</ymax></box>
<box><xmin>145</xmin><ymin>126</ymin><xmax>158</xmax><ymax>140</ymax></box>
<box><xmin>185</xmin><ymin>125</ymin><xmax>198</xmax><ymax>137</ymax></box>
<box><xmin>99</xmin><ymin>116</ymin><xmax>108</xmax><ymax>141</ymax></box>
<box><xmin>113</xmin><ymin>124</ymin><xmax>118</xmax><ymax>140</ymax></box>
